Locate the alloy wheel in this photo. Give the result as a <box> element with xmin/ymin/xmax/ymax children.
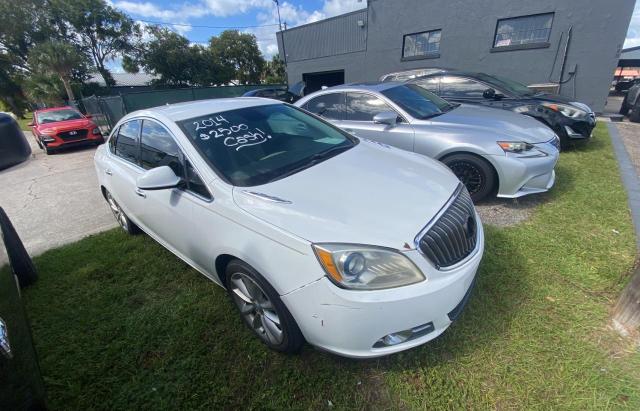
<box><xmin>448</xmin><ymin>161</ymin><xmax>484</xmax><ymax>195</ymax></box>
<box><xmin>230</xmin><ymin>272</ymin><xmax>284</xmax><ymax>345</ymax></box>
<box><xmin>106</xmin><ymin>193</ymin><xmax>129</xmax><ymax>231</ymax></box>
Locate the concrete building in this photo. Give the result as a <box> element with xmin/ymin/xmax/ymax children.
<box><xmin>277</xmin><ymin>0</ymin><xmax>635</xmax><ymax>113</ymax></box>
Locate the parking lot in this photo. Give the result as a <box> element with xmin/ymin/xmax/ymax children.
<box><xmin>0</xmin><ymin>133</ymin><xmax>115</xmax><ymax>264</ymax></box>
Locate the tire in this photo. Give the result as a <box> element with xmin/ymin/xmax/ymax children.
<box><xmin>442</xmin><ymin>153</ymin><xmax>497</xmax><ymax>202</ymax></box>
<box><xmin>0</xmin><ymin>207</ymin><xmax>38</xmax><ymax>287</ymax></box>
<box><xmin>35</xmin><ymin>137</ymin><xmax>43</xmax><ymax>149</ymax></box>
<box><xmin>225</xmin><ymin>260</ymin><xmax>304</xmax><ymax>354</ymax></box>
<box><xmin>44</xmin><ymin>145</ymin><xmax>54</xmax><ymax>155</ymax></box>
<box><xmin>105</xmin><ymin>190</ymin><xmax>141</xmax><ymax>235</ymax></box>
<box><xmin>620</xmin><ymin>98</ymin><xmax>630</xmax><ymax>116</ymax></box>
<box><xmin>630</xmin><ymin>101</ymin><xmax>640</xmax><ymax>123</ymax></box>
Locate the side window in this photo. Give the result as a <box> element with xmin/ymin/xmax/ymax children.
<box><xmin>185</xmin><ymin>161</ymin><xmax>212</xmax><ymax>200</ymax></box>
<box><xmin>304</xmin><ymin>93</ymin><xmax>345</xmax><ymax>120</ymax></box>
<box><xmin>108</xmin><ymin>126</ymin><xmax>119</xmax><ymax>154</ymax></box>
<box><xmin>413</xmin><ymin>77</ymin><xmax>440</xmax><ymax>94</ymax></box>
<box><xmin>115</xmin><ymin>120</ymin><xmax>141</xmax><ymax>164</ymax></box>
<box><xmin>346</xmin><ymin>92</ymin><xmax>395</xmax><ymax>122</ymax></box>
<box><xmin>139</xmin><ymin>120</ymin><xmax>184</xmax><ymax>178</ymax></box>
<box><xmin>439</xmin><ymin>77</ymin><xmax>487</xmax><ymax>99</ymax></box>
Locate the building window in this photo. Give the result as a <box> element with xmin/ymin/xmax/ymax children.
<box><xmin>493</xmin><ymin>13</ymin><xmax>553</xmax><ymax>48</ymax></box>
<box><xmin>402</xmin><ymin>29</ymin><xmax>441</xmax><ymax>60</ymax></box>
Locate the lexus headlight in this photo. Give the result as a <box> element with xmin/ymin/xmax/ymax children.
<box><xmin>312</xmin><ymin>244</ymin><xmax>425</xmax><ymax>290</ymax></box>
<box><xmin>541</xmin><ymin>102</ymin><xmax>587</xmax><ymax>118</ymax></box>
<box><xmin>497</xmin><ymin>141</ymin><xmax>534</xmax><ymax>153</ymax></box>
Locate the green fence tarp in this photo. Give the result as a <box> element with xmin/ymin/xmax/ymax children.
<box><xmin>122</xmin><ymin>84</ymin><xmax>285</xmax><ymax>112</ymax></box>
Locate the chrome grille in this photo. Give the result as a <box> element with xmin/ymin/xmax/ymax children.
<box><xmin>59</xmin><ymin>129</ymin><xmax>87</xmax><ymax>141</ymax></box>
<box><xmin>417</xmin><ymin>185</ymin><xmax>478</xmax><ymax>269</ymax></box>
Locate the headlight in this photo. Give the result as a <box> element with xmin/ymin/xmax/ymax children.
<box><xmin>497</xmin><ymin>141</ymin><xmax>534</xmax><ymax>153</ymax></box>
<box><xmin>312</xmin><ymin>244</ymin><xmax>425</xmax><ymax>290</ymax></box>
<box><xmin>541</xmin><ymin>102</ymin><xmax>587</xmax><ymax>118</ymax></box>
<box><xmin>92</xmin><ymin>127</ymin><xmax>101</xmax><ymax>135</ymax></box>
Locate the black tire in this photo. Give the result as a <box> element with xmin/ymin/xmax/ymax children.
<box><xmin>225</xmin><ymin>260</ymin><xmax>304</xmax><ymax>354</ymax></box>
<box><xmin>630</xmin><ymin>101</ymin><xmax>640</xmax><ymax>123</ymax></box>
<box><xmin>35</xmin><ymin>137</ymin><xmax>43</xmax><ymax>149</ymax></box>
<box><xmin>0</xmin><ymin>207</ymin><xmax>37</xmax><ymax>287</ymax></box>
<box><xmin>44</xmin><ymin>145</ymin><xmax>54</xmax><ymax>155</ymax></box>
<box><xmin>105</xmin><ymin>190</ymin><xmax>141</xmax><ymax>235</ymax></box>
<box><xmin>442</xmin><ymin>153</ymin><xmax>497</xmax><ymax>202</ymax></box>
<box><xmin>619</xmin><ymin>98</ymin><xmax>630</xmax><ymax>116</ymax></box>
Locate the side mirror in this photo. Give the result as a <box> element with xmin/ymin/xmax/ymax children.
<box><xmin>136</xmin><ymin>166</ymin><xmax>181</xmax><ymax>191</ymax></box>
<box><xmin>373</xmin><ymin>111</ymin><xmax>398</xmax><ymax>126</ymax></box>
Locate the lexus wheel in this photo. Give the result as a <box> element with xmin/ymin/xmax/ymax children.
<box><xmin>226</xmin><ymin>260</ymin><xmax>304</xmax><ymax>353</ymax></box>
<box><xmin>442</xmin><ymin>154</ymin><xmax>497</xmax><ymax>202</ymax></box>
<box><xmin>105</xmin><ymin>191</ymin><xmax>140</xmax><ymax>235</ymax></box>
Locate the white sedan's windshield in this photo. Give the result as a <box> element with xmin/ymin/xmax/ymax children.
<box><xmin>178</xmin><ymin>104</ymin><xmax>356</xmax><ymax>187</ymax></box>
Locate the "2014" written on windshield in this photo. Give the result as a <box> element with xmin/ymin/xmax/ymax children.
<box><xmin>193</xmin><ymin>115</ymin><xmax>272</xmax><ymax>151</ymax></box>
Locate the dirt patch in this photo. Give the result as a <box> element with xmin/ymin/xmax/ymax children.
<box><xmin>615</xmin><ymin>122</ymin><xmax>640</xmax><ymax>177</ymax></box>
<box><xmin>475</xmin><ymin>194</ymin><xmax>547</xmax><ymax>227</ymax></box>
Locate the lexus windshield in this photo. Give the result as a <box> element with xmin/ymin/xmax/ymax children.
<box><xmin>178</xmin><ymin>104</ymin><xmax>356</xmax><ymax>187</ymax></box>
<box><xmin>382</xmin><ymin>84</ymin><xmax>454</xmax><ymax>119</ymax></box>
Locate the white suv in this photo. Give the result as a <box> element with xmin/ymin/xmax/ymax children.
<box><xmin>94</xmin><ymin>98</ymin><xmax>484</xmax><ymax>358</ymax></box>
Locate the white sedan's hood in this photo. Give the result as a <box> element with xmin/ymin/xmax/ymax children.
<box><xmin>233</xmin><ymin>141</ymin><xmax>460</xmax><ymax>249</ymax></box>
<box><xmin>430</xmin><ymin>104</ymin><xmax>556</xmax><ymax>143</ymax></box>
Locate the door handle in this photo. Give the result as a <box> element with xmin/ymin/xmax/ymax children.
<box><xmin>135</xmin><ymin>189</ymin><xmax>146</xmax><ymax>198</ymax></box>
<box><xmin>104</xmin><ymin>169</ymin><xmax>112</xmax><ymax>176</ymax></box>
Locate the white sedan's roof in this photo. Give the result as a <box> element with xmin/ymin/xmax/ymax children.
<box><xmin>133</xmin><ymin>97</ymin><xmax>280</xmax><ymax>122</ymax></box>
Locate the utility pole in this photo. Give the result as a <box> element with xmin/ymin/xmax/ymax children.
<box><xmin>273</xmin><ymin>0</ymin><xmax>289</xmax><ymax>85</ymax></box>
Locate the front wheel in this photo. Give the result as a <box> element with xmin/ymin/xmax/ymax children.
<box><xmin>442</xmin><ymin>154</ymin><xmax>497</xmax><ymax>202</ymax></box>
<box><xmin>630</xmin><ymin>101</ymin><xmax>640</xmax><ymax>123</ymax></box>
<box><xmin>105</xmin><ymin>191</ymin><xmax>140</xmax><ymax>235</ymax></box>
<box><xmin>225</xmin><ymin>260</ymin><xmax>304</xmax><ymax>353</ymax></box>
<box><xmin>620</xmin><ymin>98</ymin><xmax>630</xmax><ymax>116</ymax></box>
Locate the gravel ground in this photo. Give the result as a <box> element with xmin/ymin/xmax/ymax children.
<box><xmin>615</xmin><ymin>122</ymin><xmax>640</xmax><ymax>176</ymax></box>
<box><xmin>475</xmin><ymin>194</ymin><xmax>547</xmax><ymax>227</ymax></box>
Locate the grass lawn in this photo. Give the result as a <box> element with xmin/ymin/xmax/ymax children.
<box><xmin>17</xmin><ymin>112</ymin><xmax>33</xmax><ymax>131</ymax></box>
<box><xmin>9</xmin><ymin>123</ymin><xmax>640</xmax><ymax>409</ymax></box>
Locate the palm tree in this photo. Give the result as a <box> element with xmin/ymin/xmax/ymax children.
<box><xmin>28</xmin><ymin>40</ymin><xmax>83</xmax><ymax>101</ymax></box>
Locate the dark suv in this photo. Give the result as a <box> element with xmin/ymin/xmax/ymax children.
<box><xmin>385</xmin><ymin>69</ymin><xmax>596</xmax><ymax>147</ymax></box>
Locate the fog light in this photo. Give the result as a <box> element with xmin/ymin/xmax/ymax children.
<box><xmin>373</xmin><ymin>322</ymin><xmax>435</xmax><ymax>348</ymax></box>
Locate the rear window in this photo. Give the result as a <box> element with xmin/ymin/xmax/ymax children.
<box><xmin>178</xmin><ymin>104</ymin><xmax>356</xmax><ymax>187</ymax></box>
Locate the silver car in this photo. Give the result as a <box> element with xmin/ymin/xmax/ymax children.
<box><xmin>295</xmin><ymin>83</ymin><xmax>560</xmax><ymax>201</ymax></box>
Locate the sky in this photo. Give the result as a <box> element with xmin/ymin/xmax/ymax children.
<box><xmin>107</xmin><ymin>0</ymin><xmax>640</xmax><ymax>72</ymax></box>
<box><xmin>106</xmin><ymin>0</ymin><xmax>368</xmax><ymax>71</ymax></box>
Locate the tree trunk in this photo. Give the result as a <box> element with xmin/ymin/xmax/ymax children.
<box><xmin>613</xmin><ymin>263</ymin><xmax>640</xmax><ymax>333</ymax></box>
<box><xmin>61</xmin><ymin>77</ymin><xmax>75</xmax><ymax>102</ymax></box>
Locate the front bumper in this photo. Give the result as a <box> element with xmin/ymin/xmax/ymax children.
<box><xmin>282</xmin><ymin>220</ymin><xmax>484</xmax><ymax>358</ymax></box>
<box><xmin>489</xmin><ymin>142</ymin><xmax>559</xmax><ymax>198</ymax></box>
<box><xmin>41</xmin><ymin>133</ymin><xmax>103</xmax><ymax>149</ymax></box>
<box><xmin>554</xmin><ymin>116</ymin><xmax>596</xmax><ymax>142</ymax></box>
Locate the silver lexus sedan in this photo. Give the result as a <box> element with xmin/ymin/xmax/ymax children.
<box><xmin>295</xmin><ymin>83</ymin><xmax>560</xmax><ymax>201</ymax></box>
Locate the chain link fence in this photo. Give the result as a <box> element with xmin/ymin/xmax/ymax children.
<box><xmin>81</xmin><ymin>84</ymin><xmax>283</xmax><ymax>133</ymax></box>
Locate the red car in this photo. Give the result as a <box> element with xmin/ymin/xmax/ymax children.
<box><xmin>29</xmin><ymin>106</ymin><xmax>104</xmax><ymax>154</ymax></box>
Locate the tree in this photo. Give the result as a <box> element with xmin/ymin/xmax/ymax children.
<box><xmin>22</xmin><ymin>73</ymin><xmax>65</xmax><ymax>106</ymax></box>
<box><xmin>28</xmin><ymin>40</ymin><xmax>87</xmax><ymax>101</ymax></box>
<box><xmin>210</xmin><ymin>30</ymin><xmax>265</xmax><ymax>84</ymax></box>
<box><xmin>612</xmin><ymin>266</ymin><xmax>640</xmax><ymax>335</ymax></box>
<box><xmin>263</xmin><ymin>54</ymin><xmax>286</xmax><ymax>84</ymax></box>
<box><xmin>52</xmin><ymin>0</ymin><xmax>138</xmax><ymax>87</ymax></box>
<box><xmin>127</xmin><ymin>27</ymin><xmax>232</xmax><ymax>87</ymax></box>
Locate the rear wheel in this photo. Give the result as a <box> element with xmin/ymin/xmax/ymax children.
<box><xmin>630</xmin><ymin>101</ymin><xmax>640</xmax><ymax>123</ymax></box>
<box><xmin>105</xmin><ymin>191</ymin><xmax>140</xmax><ymax>235</ymax></box>
<box><xmin>442</xmin><ymin>153</ymin><xmax>497</xmax><ymax>202</ymax></box>
<box><xmin>225</xmin><ymin>260</ymin><xmax>304</xmax><ymax>353</ymax></box>
<box><xmin>620</xmin><ymin>97</ymin><xmax>630</xmax><ymax>116</ymax></box>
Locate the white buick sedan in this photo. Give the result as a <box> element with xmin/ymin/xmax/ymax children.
<box><xmin>94</xmin><ymin>98</ymin><xmax>484</xmax><ymax>358</ymax></box>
